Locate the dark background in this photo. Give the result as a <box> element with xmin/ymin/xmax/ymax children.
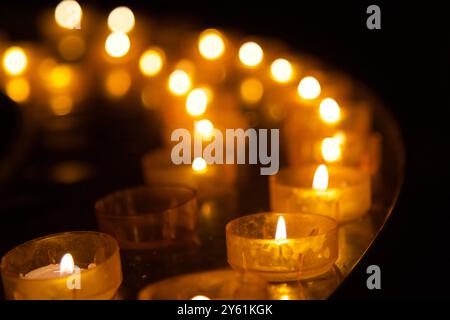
<box><xmin>0</xmin><ymin>0</ymin><xmax>448</xmax><ymax>300</ymax></box>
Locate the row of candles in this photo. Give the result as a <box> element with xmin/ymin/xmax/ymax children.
<box><xmin>0</xmin><ymin>1</ymin><xmax>380</xmax><ymax>299</ymax></box>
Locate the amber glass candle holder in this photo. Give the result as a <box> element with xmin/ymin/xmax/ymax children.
<box><xmin>95</xmin><ymin>185</ymin><xmax>198</xmax><ymax>250</ymax></box>
<box><xmin>226</xmin><ymin>213</ymin><xmax>338</xmax><ymax>282</ymax></box>
<box><xmin>270</xmin><ymin>165</ymin><xmax>371</xmax><ymax>222</ymax></box>
<box><xmin>138</xmin><ymin>269</ymin><xmax>269</xmax><ymax>300</ymax></box>
<box><xmin>1</xmin><ymin>231</ymin><xmax>122</xmax><ymax>300</ymax></box>
<box><xmin>142</xmin><ymin>149</ymin><xmax>237</xmax><ymax>200</ymax></box>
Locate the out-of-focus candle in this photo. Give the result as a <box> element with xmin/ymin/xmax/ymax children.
<box><xmin>270</xmin><ymin>58</ymin><xmax>293</xmax><ymax>84</ymax></box>
<box><xmin>105</xmin><ymin>32</ymin><xmax>130</xmax><ymax>58</ymax></box>
<box><xmin>239</xmin><ymin>41</ymin><xmax>263</xmax><ymax>68</ymax></box>
<box><xmin>107</xmin><ymin>7</ymin><xmax>135</xmax><ymax>33</ymax></box>
<box><xmin>198</xmin><ymin>29</ymin><xmax>225</xmax><ymax>60</ymax></box>
<box><xmin>2</xmin><ymin>46</ymin><xmax>28</xmax><ymax>76</ymax></box>
<box><xmin>168</xmin><ymin>69</ymin><xmax>191</xmax><ymax>96</ymax></box>
<box><xmin>5</xmin><ymin>77</ymin><xmax>30</xmax><ymax>103</ymax></box>
<box><xmin>139</xmin><ymin>48</ymin><xmax>165</xmax><ymax>77</ymax></box>
<box><xmin>226</xmin><ymin>213</ymin><xmax>338</xmax><ymax>281</ymax></box>
<box><xmin>55</xmin><ymin>0</ymin><xmax>82</xmax><ymax>30</ymax></box>
<box><xmin>297</xmin><ymin>76</ymin><xmax>321</xmax><ymax>100</ymax></box>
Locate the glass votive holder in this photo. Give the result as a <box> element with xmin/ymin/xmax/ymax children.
<box><xmin>95</xmin><ymin>185</ymin><xmax>199</xmax><ymax>250</ymax></box>
<box><xmin>142</xmin><ymin>149</ymin><xmax>237</xmax><ymax>200</ymax></box>
<box><xmin>0</xmin><ymin>231</ymin><xmax>122</xmax><ymax>300</ymax></box>
<box><xmin>270</xmin><ymin>165</ymin><xmax>371</xmax><ymax>222</ymax></box>
<box><xmin>226</xmin><ymin>213</ymin><xmax>338</xmax><ymax>282</ymax></box>
<box><xmin>138</xmin><ymin>269</ymin><xmax>269</xmax><ymax>300</ymax></box>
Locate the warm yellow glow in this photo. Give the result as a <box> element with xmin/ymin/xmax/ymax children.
<box><xmin>50</xmin><ymin>95</ymin><xmax>73</xmax><ymax>115</ymax></box>
<box><xmin>321</xmin><ymin>137</ymin><xmax>342</xmax><ymax>162</ymax></box>
<box><xmin>319</xmin><ymin>98</ymin><xmax>341</xmax><ymax>123</ymax></box>
<box><xmin>108</xmin><ymin>6</ymin><xmax>135</xmax><ymax>33</ymax></box>
<box><xmin>270</xmin><ymin>58</ymin><xmax>293</xmax><ymax>83</ymax></box>
<box><xmin>105</xmin><ymin>69</ymin><xmax>131</xmax><ymax>97</ymax></box>
<box><xmin>105</xmin><ymin>32</ymin><xmax>130</xmax><ymax>58</ymax></box>
<box><xmin>297</xmin><ymin>76</ymin><xmax>321</xmax><ymax>100</ymax></box>
<box><xmin>191</xmin><ymin>295</ymin><xmax>210</xmax><ymax>300</ymax></box>
<box><xmin>59</xmin><ymin>253</ymin><xmax>75</xmax><ymax>275</ymax></box>
<box><xmin>2</xmin><ymin>47</ymin><xmax>28</xmax><ymax>76</ymax></box>
<box><xmin>186</xmin><ymin>88</ymin><xmax>209</xmax><ymax>116</ymax></box>
<box><xmin>5</xmin><ymin>78</ymin><xmax>30</xmax><ymax>103</ymax></box>
<box><xmin>58</xmin><ymin>35</ymin><xmax>85</xmax><ymax>61</ymax></box>
<box><xmin>312</xmin><ymin>164</ymin><xmax>329</xmax><ymax>191</ymax></box>
<box><xmin>275</xmin><ymin>216</ymin><xmax>287</xmax><ymax>241</ymax></box>
<box><xmin>48</xmin><ymin>64</ymin><xmax>73</xmax><ymax>90</ymax></box>
<box><xmin>139</xmin><ymin>48</ymin><xmax>164</xmax><ymax>77</ymax></box>
<box><xmin>196</xmin><ymin>119</ymin><xmax>214</xmax><ymax>139</ymax></box>
<box><xmin>198</xmin><ymin>29</ymin><xmax>225</xmax><ymax>60</ymax></box>
<box><xmin>55</xmin><ymin>0</ymin><xmax>82</xmax><ymax>29</ymax></box>
<box><xmin>168</xmin><ymin>70</ymin><xmax>191</xmax><ymax>96</ymax></box>
<box><xmin>240</xmin><ymin>77</ymin><xmax>263</xmax><ymax>104</ymax></box>
<box><xmin>239</xmin><ymin>41</ymin><xmax>263</xmax><ymax>67</ymax></box>
<box><xmin>192</xmin><ymin>157</ymin><xmax>207</xmax><ymax>173</ymax></box>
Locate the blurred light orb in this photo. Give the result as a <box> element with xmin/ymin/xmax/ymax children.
<box><xmin>49</xmin><ymin>64</ymin><xmax>73</xmax><ymax>90</ymax></box>
<box><xmin>192</xmin><ymin>157</ymin><xmax>207</xmax><ymax>173</ymax></box>
<box><xmin>240</xmin><ymin>77</ymin><xmax>264</xmax><ymax>104</ymax></box>
<box><xmin>105</xmin><ymin>69</ymin><xmax>131</xmax><ymax>97</ymax></box>
<box><xmin>168</xmin><ymin>70</ymin><xmax>191</xmax><ymax>96</ymax></box>
<box><xmin>196</xmin><ymin>119</ymin><xmax>214</xmax><ymax>139</ymax></box>
<box><xmin>239</xmin><ymin>41</ymin><xmax>263</xmax><ymax>67</ymax></box>
<box><xmin>2</xmin><ymin>47</ymin><xmax>28</xmax><ymax>76</ymax></box>
<box><xmin>108</xmin><ymin>6</ymin><xmax>135</xmax><ymax>33</ymax></box>
<box><xmin>55</xmin><ymin>0</ymin><xmax>82</xmax><ymax>29</ymax></box>
<box><xmin>186</xmin><ymin>88</ymin><xmax>208</xmax><ymax>116</ymax></box>
<box><xmin>319</xmin><ymin>98</ymin><xmax>341</xmax><ymax>123</ymax></box>
<box><xmin>297</xmin><ymin>76</ymin><xmax>321</xmax><ymax>99</ymax></box>
<box><xmin>58</xmin><ymin>35</ymin><xmax>85</xmax><ymax>61</ymax></box>
<box><xmin>105</xmin><ymin>32</ymin><xmax>130</xmax><ymax>58</ymax></box>
<box><xmin>50</xmin><ymin>95</ymin><xmax>74</xmax><ymax>116</ymax></box>
<box><xmin>270</xmin><ymin>58</ymin><xmax>293</xmax><ymax>83</ymax></box>
<box><xmin>5</xmin><ymin>78</ymin><xmax>30</xmax><ymax>103</ymax></box>
<box><xmin>322</xmin><ymin>137</ymin><xmax>342</xmax><ymax>162</ymax></box>
<box><xmin>198</xmin><ymin>29</ymin><xmax>225</xmax><ymax>60</ymax></box>
<box><xmin>139</xmin><ymin>48</ymin><xmax>164</xmax><ymax>76</ymax></box>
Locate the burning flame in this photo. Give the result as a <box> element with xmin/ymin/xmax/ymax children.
<box><xmin>312</xmin><ymin>164</ymin><xmax>328</xmax><ymax>191</ymax></box>
<box><xmin>275</xmin><ymin>216</ymin><xmax>287</xmax><ymax>241</ymax></box>
<box><xmin>59</xmin><ymin>253</ymin><xmax>75</xmax><ymax>275</ymax></box>
<box><xmin>191</xmin><ymin>295</ymin><xmax>210</xmax><ymax>300</ymax></box>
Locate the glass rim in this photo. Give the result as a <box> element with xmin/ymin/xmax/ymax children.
<box><xmin>95</xmin><ymin>184</ymin><xmax>197</xmax><ymax>221</ymax></box>
<box><xmin>226</xmin><ymin>212</ymin><xmax>338</xmax><ymax>240</ymax></box>
<box><xmin>0</xmin><ymin>231</ymin><xmax>120</xmax><ymax>281</ymax></box>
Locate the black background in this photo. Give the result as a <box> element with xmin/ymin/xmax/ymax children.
<box><xmin>0</xmin><ymin>0</ymin><xmax>448</xmax><ymax>300</ymax></box>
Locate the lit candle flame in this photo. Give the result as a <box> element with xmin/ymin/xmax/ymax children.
<box><xmin>319</xmin><ymin>98</ymin><xmax>341</xmax><ymax>124</ymax></box>
<box><xmin>297</xmin><ymin>76</ymin><xmax>321</xmax><ymax>100</ymax></box>
<box><xmin>198</xmin><ymin>29</ymin><xmax>225</xmax><ymax>60</ymax></box>
<box><xmin>2</xmin><ymin>46</ymin><xmax>28</xmax><ymax>76</ymax></box>
<box><xmin>192</xmin><ymin>157</ymin><xmax>207</xmax><ymax>173</ymax></box>
<box><xmin>59</xmin><ymin>253</ymin><xmax>75</xmax><ymax>275</ymax></box>
<box><xmin>196</xmin><ymin>119</ymin><xmax>214</xmax><ymax>140</ymax></box>
<box><xmin>275</xmin><ymin>216</ymin><xmax>287</xmax><ymax>241</ymax></box>
<box><xmin>191</xmin><ymin>295</ymin><xmax>210</xmax><ymax>300</ymax></box>
<box><xmin>312</xmin><ymin>164</ymin><xmax>328</xmax><ymax>191</ymax></box>
<box><xmin>321</xmin><ymin>137</ymin><xmax>342</xmax><ymax>162</ymax></box>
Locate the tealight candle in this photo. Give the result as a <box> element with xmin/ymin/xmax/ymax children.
<box><xmin>142</xmin><ymin>148</ymin><xmax>237</xmax><ymax>200</ymax></box>
<box><xmin>1</xmin><ymin>231</ymin><xmax>122</xmax><ymax>300</ymax></box>
<box><xmin>138</xmin><ymin>269</ymin><xmax>269</xmax><ymax>300</ymax></box>
<box><xmin>226</xmin><ymin>213</ymin><xmax>338</xmax><ymax>282</ymax></box>
<box><xmin>270</xmin><ymin>164</ymin><xmax>371</xmax><ymax>222</ymax></box>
